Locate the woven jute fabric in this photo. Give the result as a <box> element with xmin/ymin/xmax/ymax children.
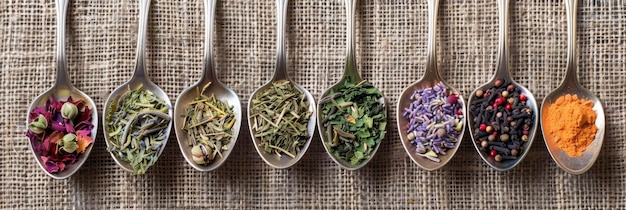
<box><xmin>2</xmin><ymin>0</ymin><xmax>625</xmax><ymax>209</ymax></box>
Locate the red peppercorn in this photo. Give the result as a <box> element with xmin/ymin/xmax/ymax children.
<box><xmin>479</xmin><ymin>124</ymin><xmax>487</xmax><ymax>131</ymax></box>
<box><xmin>456</xmin><ymin>109</ymin><xmax>463</xmax><ymax>115</ymax></box>
<box><xmin>520</xmin><ymin>94</ymin><xmax>527</xmax><ymax>101</ymax></box>
<box><xmin>490</xmin><ymin>150</ymin><xmax>497</xmax><ymax>157</ymax></box>
<box><xmin>505</xmin><ymin>104</ymin><xmax>512</xmax><ymax>111</ymax></box>
<box><xmin>493</xmin><ymin>97</ymin><xmax>506</xmax><ymax>108</ymax></box>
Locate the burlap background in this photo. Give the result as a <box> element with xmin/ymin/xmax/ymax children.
<box><xmin>2</xmin><ymin>0</ymin><xmax>625</xmax><ymax>209</ymax></box>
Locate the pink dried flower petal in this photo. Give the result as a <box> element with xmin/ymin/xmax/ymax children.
<box><xmin>64</xmin><ymin>120</ymin><xmax>75</xmax><ymax>133</ymax></box>
<box><xmin>41</xmin><ymin>156</ymin><xmax>59</xmax><ymax>173</ymax></box>
<box><xmin>74</xmin><ymin>121</ymin><xmax>93</xmax><ymax>134</ymax></box>
<box><xmin>57</xmin><ymin>162</ymin><xmax>66</xmax><ymax>171</ymax></box>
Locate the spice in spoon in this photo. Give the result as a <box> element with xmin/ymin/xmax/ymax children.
<box><xmin>182</xmin><ymin>83</ymin><xmax>235</xmax><ymax>165</ymax></box>
<box><xmin>470</xmin><ymin>79</ymin><xmax>534</xmax><ymax>162</ymax></box>
<box><xmin>319</xmin><ymin>80</ymin><xmax>386</xmax><ymax>166</ymax></box>
<box><xmin>26</xmin><ymin>96</ymin><xmax>94</xmax><ymax>173</ymax></box>
<box><xmin>106</xmin><ymin>85</ymin><xmax>170</xmax><ymax>175</ymax></box>
<box><xmin>249</xmin><ymin>80</ymin><xmax>312</xmax><ymax>158</ymax></box>
<box><xmin>402</xmin><ymin>82</ymin><xmax>463</xmax><ymax>162</ymax></box>
<box><xmin>543</xmin><ymin>94</ymin><xmax>598</xmax><ymax>157</ymax></box>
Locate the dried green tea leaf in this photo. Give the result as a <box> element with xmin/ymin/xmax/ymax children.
<box><xmin>183</xmin><ymin>83</ymin><xmax>235</xmax><ymax>165</ymax></box>
<box><xmin>250</xmin><ymin>80</ymin><xmax>312</xmax><ymax>158</ymax></box>
<box><xmin>106</xmin><ymin>87</ymin><xmax>170</xmax><ymax>175</ymax></box>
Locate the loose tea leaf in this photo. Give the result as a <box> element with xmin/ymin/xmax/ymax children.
<box><xmin>106</xmin><ymin>86</ymin><xmax>170</xmax><ymax>175</ymax></box>
<box><xmin>320</xmin><ymin>80</ymin><xmax>386</xmax><ymax>166</ymax></box>
<box><xmin>182</xmin><ymin>83</ymin><xmax>235</xmax><ymax>165</ymax></box>
<box><xmin>250</xmin><ymin>80</ymin><xmax>312</xmax><ymax>158</ymax></box>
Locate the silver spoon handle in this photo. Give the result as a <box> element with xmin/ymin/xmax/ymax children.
<box><xmin>133</xmin><ymin>0</ymin><xmax>151</xmax><ymax>80</ymax></box>
<box><xmin>202</xmin><ymin>0</ymin><xmax>217</xmax><ymax>83</ymax></box>
<box><xmin>495</xmin><ymin>0</ymin><xmax>511</xmax><ymax>79</ymax></box>
<box><xmin>344</xmin><ymin>0</ymin><xmax>361</xmax><ymax>82</ymax></box>
<box><xmin>273</xmin><ymin>0</ymin><xmax>289</xmax><ymax>81</ymax></box>
<box><xmin>55</xmin><ymin>0</ymin><xmax>70</xmax><ymax>88</ymax></box>
<box><xmin>425</xmin><ymin>0</ymin><xmax>439</xmax><ymax>76</ymax></box>
<box><xmin>564</xmin><ymin>0</ymin><xmax>580</xmax><ymax>86</ymax></box>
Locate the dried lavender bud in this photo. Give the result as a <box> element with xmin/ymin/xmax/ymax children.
<box><xmin>402</xmin><ymin>82</ymin><xmax>463</xmax><ymax>162</ymax></box>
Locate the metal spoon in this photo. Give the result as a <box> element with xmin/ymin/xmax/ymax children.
<box><xmin>540</xmin><ymin>0</ymin><xmax>605</xmax><ymax>175</ymax></box>
<box><xmin>173</xmin><ymin>0</ymin><xmax>242</xmax><ymax>172</ymax></box>
<box><xmin>396</xmin><ymin>0</ymin><xmax>465</xmax><ymax>171</ymax></box>
<box><xmin>467</xmin><ymin>0</ymin><xmax>539</xmax><ymax>171</ymax></box>
<box><xmin>26</xmin><ymin>0</ymin><xmax>98</xmax><ymax>179</ymax></box>
<box><xmin>103</xmin><ymin>0</ymin><xmax>172</xmax><ymax>173</ymax></box>
<box><xmin>317</xmin><ymin>0</ymin><xmax>387</xmax><ymax>170</ymax></box>
<box><xmin>247</xmin><ymin>0</ymin><xmax>316</xmax><ymax>169</ymax></box>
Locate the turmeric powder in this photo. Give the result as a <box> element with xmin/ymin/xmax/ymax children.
<box><xmin>543</xmin><ymin>94</ymin><xmax>598</xmax><ymax>157</ymax></box>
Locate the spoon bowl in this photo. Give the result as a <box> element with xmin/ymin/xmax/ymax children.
<box><xmin>26</xmin><ymin>0</ymin><xmax>98</xmax><ymax>179</ymax></box>
<box><xmin>540</xmin><ymin>0</ymin><xmax>605</xmax><ymax>174</ymax></box>
<box><xmin>467</xmin><ymin>0</ymin><xmax>539</xmax><ymax>171</ymax></box>
<box><xmin>247</xmin><ymin>0</ymin><xmax>316</xmax><ymax>169</ymax></box>
<box><xmin>317</xmin><ymin>0</ymin><xmax>387</xmax><ymax>170</ymax></box>
<box><xmin>468</xmin><ymin>79</ymin><xmax>538</xmax><ymax>171</ymax></box>
<box><xmin>396</xmin><ymin>0</ymin><xmax>465</xmax><ymax>171</ymax></box>
<box><xmin>103</xmin><ymin>0</ymin><xmax>172</xmax><ymax>173</ymax></box>
<box><xmin>541</xmin><ymin>87</ymin><xmax>604</xmax><ymax>174</ymax></box>
<box><xmin>173</xmin><ymin>0</ymin><xmax>242</xmax><ymax>172</ymax></box>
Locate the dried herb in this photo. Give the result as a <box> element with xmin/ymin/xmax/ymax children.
<box><xmin>402</xmin><ymin>82</ymin><xmax>463</xmax><ymax>162</ymax></box>
<box><xmin>26</xmin><ymin>96</ymin><xmax>94</xmax><ymax>173</ymax></box>
<box><xmin>182</xmin><ymin>83</ymin><xmax>235</xmax><ymax>165</ymax></box>
<box><xmin>106</xmin><ymin>85</ymin><xmax>170</xmax><ymax>175</ymax></box>
<box><xmin>320</xmin><ymin>80</ymin><xmax>386</xmax><ymax>166</ymax></box>
<box><xmin>250</xmin><ymin>80</ymin><xmax>312</xmax><ymax>158</ymax></box>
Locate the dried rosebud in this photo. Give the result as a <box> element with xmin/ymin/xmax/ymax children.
<box><xmin>28</xmin><ymin>114</ymin><xmax>48</xmax><ymax>134</ymax></box>
<box><xmin>191</xmin><ymin>144</ymin><xmax>213</xmax><ymax>165</ymax></box>
<box><xmin>61</xmin><ymin>102</ymin><xmax>78</xmax><ymax>120</ymax></box>
<box><xmin>61</xmin><ymin>133</ymin><xmax>78</xmax><ymax>153</ymax></box>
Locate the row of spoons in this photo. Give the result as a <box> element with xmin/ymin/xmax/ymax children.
<box><xmin>27</xmin><ymin>0</ymin><xmax>604</xmax><ymax>179</ymax></box>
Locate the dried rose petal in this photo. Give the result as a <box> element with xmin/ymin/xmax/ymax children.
<box><xmin>41</xmin><ymin>156</ymin><xmax>59</xmax><ymax>173</ymax></box>
<box><xmin>26</xmin><ymin>96</ymin><xmax>93</xmax><ymax>173</ymax></box>
<box><xmin>76</xmin><ymin>130</ymin><xmax>93</xmax><ymax>153</ymax></box>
